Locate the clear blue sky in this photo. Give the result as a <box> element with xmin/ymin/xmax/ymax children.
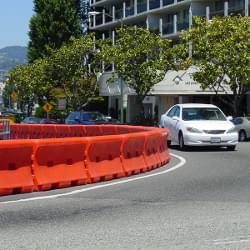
<box><xmin>0</xmin><ymin>0</ymin><xmax>34</xmax><ymax>49</ymax></box>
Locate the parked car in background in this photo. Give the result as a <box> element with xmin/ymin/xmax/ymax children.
<box><xmin>21</xmin><ymin>117</ymin><xmax>41</xmax><ymax>124</ymax></box>
<box><xmin>39</xmin><ymin>118</ymin><xmax>59</xmax><ymax>124</ymax></box>
<box><xmin>65</xmin><ymin>111</ymin><xmax>119</xmax><ymax>125</ymax></box>
<box><xmin>21</xmin><ymin>117</ymin><xmax>60</xmax><ymax>124</ymax></box>
<box><xmin>160</xmin><ymin>103</ymin><xmax>238</xmax><ymax>151</ymax></box>
<box><xmin>230</xmin><ymin>117</ymin><xmax>250</xmax><ymax>141</ymax></box>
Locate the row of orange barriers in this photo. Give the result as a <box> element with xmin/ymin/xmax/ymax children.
<box><xmin>0</xmin><ymin>125</ymin><xmax>170</xmax><ymax>196</ymax></box>
<box><xmin>10</xmin><ymin>124</ymin><xmax>137</xmax><ymax>139</ymax></box>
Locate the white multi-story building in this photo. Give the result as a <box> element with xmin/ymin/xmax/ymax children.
<box><xmin>89</xmin><ymin>0</ymin><xmax>250</xmax><ymax>122</ymax></box>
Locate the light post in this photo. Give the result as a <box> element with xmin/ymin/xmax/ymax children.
<box><xmin>88</xmin><ymin>11</ymin><xmax>125</xmax><ymax>123</ymax></box>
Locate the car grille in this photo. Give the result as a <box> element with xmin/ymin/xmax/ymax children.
<box><xmin>203</xmin><ymin>130</ymin><xmax>225</xmax><ymax>134</ymax></box>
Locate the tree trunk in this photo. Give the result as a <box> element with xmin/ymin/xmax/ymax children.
<box><xmin>136</xmin><ymin>96</ymin><xmax>145</xmax><ymax>123</ymax></box>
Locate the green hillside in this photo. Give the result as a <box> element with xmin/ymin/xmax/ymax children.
<box><xmin>0</xmin><ymin>46</ymin><xmax>27</xmax><ymax>71</ymax></box>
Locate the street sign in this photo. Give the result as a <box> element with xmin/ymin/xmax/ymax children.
<box><xmin>58</xmin><ymin>98</ymin><xmax>66</xmax><ymax>110</ymax></box>
<box><xmin>11</xmin><ymin>91</ymin><xmax>17</xmax><ymax>102</ymax></box>
<box><xmin>43</xmin><ymin>102</ymin><xmax>53</xmax><ymax>113</ymax></box>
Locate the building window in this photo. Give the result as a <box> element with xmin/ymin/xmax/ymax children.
<box><xmin>163</xmin><ymin>0</ymin><xmax>175</xmax><ymax>6</ymax></box>
<box><xmin>137</xmin><ymin>0</ymin><xmax>147</xmax><ymax>13</ymax></box>
<box><xmin>228</xmin><ymin>0</ymin><xmax>245</xmax><ymax>16</ymax></box>
<box><xmin>210</xmin><ymin>0</ymin><xmax>224</xmax><ymax>18</ymax></box>
<box><xmin>149</xmin><ymin>0</ymin><xmax>160</xmax><ymax>10</ymax></box>
<box><xmin>177</xmin><ymin>9</ymin><xmax>189</xmax><ymax>31</ymax></box>
<box><xmin>115</xmin><ymin>4</ymin><xmax>123</xmax><ymax>20</ymax></box>
<box><xmin>125</xmin><ymin>0</ymin><xmax>134</xmax><ymax>17</ymax></box>
<box><xmin>162</xmin><ymin>14</ymin><xmax>174</xmax><ymax>35</ymax></box>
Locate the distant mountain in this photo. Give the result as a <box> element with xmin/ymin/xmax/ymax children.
<box><xmin>0</xmin><ymin>46</ymin><xmax>27</xmax><ymax>71</ymax></box>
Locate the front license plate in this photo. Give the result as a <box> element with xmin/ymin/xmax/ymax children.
<box><xmin>210</xmin><ymin>137</ymin><xmax>221</xmax><ymax>143</ymax></box>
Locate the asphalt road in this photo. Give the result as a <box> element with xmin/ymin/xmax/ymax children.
<box><xmin>0</xmin><ymin>142</ymin><xmax>250</xmax><ymax>250</ymax></box>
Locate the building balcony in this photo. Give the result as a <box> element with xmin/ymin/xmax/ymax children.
<box><xmin>89</xmin><ymin>0</ymin><xmax>192</xmax><ymax>31</ymax></box>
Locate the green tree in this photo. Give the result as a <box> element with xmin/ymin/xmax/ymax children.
<box><xmin>7</xmin><ymin>34</ymin><xmax>99</xmax><ymax>114</ymax></box>
<box><xmin>99</xmin><ymin>26</ymin><xmax>175</xmax><ymax>120</ymax></box>
<box><xmin>7</xmin><ymin>64</ymin><xmax>37</xmax><ymax>115</ymax></box>
<box><xmin>181</xmin><ymin>16</ymin><xmax>250</xmax><ymax>116</ymax></box>
<box><xmin>28</xmin><ymin>0</ymin><xmax>82</xmax><ymax>62</ymax></box>
<box><xmin>44</xmin><ymin>34</ymin><xmax>100</xmax><ymax>110</ymax></box>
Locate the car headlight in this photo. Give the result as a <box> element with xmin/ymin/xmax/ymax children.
<box><xmin>226</xmin><ymin>127</ymin><xmax>237</xmax><ymax>133</ymax></box>
<box><xmin>186</xmin><ymin>127</ymin><xmax>202</xmax><ymax>133</ymax></box>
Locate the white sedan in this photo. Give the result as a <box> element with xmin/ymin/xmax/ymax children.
<box><xmin>160</xmin><ymin>103</ymin><xmax>238</xmax><ymax>151</ymax></box>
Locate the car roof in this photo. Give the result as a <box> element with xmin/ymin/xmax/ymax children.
<box><xmin>177</xmin><ymin>103</ymin><xmax>217</xmax><ymax>108</ymax></box>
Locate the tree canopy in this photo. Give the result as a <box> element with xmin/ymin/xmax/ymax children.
<box><xmin>7</xmin><ymin>34</ymin><xmax>100</xmax><ymax>114</ymax></box>
<box><xmin>99</xmin><ymin>26</ymin><xmax>175</xmax><ymax>119</ymax></box>
<box><xmin>181</xmin><ymin>16</ymin><xmax>250</xmax><ymax>116</ymax></box>
<box><xmin>28</xmin><ymin>0</ymin><xmax>83</xmax><ymax>62</ymax></box>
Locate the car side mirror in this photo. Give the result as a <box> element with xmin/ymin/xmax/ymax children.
<box><xmin>227</xmin><ymin>116</ymin><xmax>233</xmax><ymax>121</ymax></box>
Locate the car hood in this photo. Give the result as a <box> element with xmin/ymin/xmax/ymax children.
<box><xmin>184</xmin><ymin>120</ymin><xmax>234</xmax><ymax>131</ymax></box>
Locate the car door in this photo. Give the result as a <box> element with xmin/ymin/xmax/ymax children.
<box><xmin>171</xmin><ymin>106</ymin><xmax>181</xmax><ymax>143</ymax></box>
<box><xmin>164</xmin><ymin>106</ymin><xmax>177</xmax><ymax>141</ymax></box>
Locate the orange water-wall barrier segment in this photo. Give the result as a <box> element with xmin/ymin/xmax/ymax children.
<box><xmin>0</xmin><ymin>125</ymin><xmax>170</xmax><ymax>196</ymax></box>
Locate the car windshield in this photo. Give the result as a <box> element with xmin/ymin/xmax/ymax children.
<box><xmin>182</xmin><ymin>107</ymin><xmax>226</xmax><ymax>121</ymax></box>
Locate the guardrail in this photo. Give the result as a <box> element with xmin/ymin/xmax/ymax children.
<box><xmin>0</xmin><ymin>124</ymin><xmax>170</xmax><ymax>196</ymax></box>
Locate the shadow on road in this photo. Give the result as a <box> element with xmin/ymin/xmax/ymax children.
<box><xmin>168</xmin><ymin>145</ymin><xmax>238</xmax><ymax>152</ymax></box>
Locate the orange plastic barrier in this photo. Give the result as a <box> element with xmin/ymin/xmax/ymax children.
<box><xmin>69</xmin><ymin>125</ymin><xmax>86</xmax><ymax>137</ymax></box>
<box><xmin>100</xmin><ymin>125</ymin><xmax>118</xmax><ymax>135</ymax></box>
<box><xmin>85</xmin><ymin>125</ymin><xmax>103</xmax><ymax>136</ymax></box>
<box><xmin>144</xmin><ymin>130</ymin><xmax>162</xmax><ymax>170</ymax></box>
<box><xmin>33</xmin><ymin>138</ymin><xmax>90</xmax><ymax>191</ymax></box>
<box><xmin>41</xmin><ymin>124</ymin><xmax>57</xmax><ymax>138</ymax></box>
<box><xmin>29</xmin><ymin>124</ymin><xmax>43</xmax><ymax>139</ymax></box>
<box><xmin>55</xmin><ymin>125</ymin><xmax>70</xmax><ymax>138</ymax></box>
<box><xmin>0</xmin><ymin>124</ymin><xmax>171</xmax><ymax>197</ymax></box>
<box><xmin>158</xmin><ymin>129</ymin><xmax>170</xmax><ymax>165</ymax></box>
<box><xmin>0</xmin><ymin>140</ymin><xmax>34</xmax><ymax>196</ymax></box>
<box><xmin>85</xmin><ymin>136</ymin><xmax>125</xmax><ymax>182</ymax></box>
<box><xmin>116</xmin><ymin>125</ymin><xmax>132</xmax><ymax>134</ymax></box>
<box><xmin>121</xmin><ymin>133</ymin><xmax>147</xmax><ymax>176</ymax></box>
<box><xmin>10</xmin><ymin>124</ymin><xmax>19</xmax><ymax>139</ymax></box>
<box><xmin>18</xmin><ymin>124</ymin><xmax>31</xmax><ymax>139</ymax></box>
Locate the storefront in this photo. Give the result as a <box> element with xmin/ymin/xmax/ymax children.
<box><xmin>98</xmin><ymin>66</ymin><xmax>249</xmax><ymax>123</ymax></box>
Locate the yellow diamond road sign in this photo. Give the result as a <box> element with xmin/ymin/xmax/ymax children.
<box><xmin>43</xmin><ymin>102</ymin><xmax>53</xmax><ymax>113</ymax></box>
<box><xmin>11</xmin><ymin>91</ymin><xmax>17</xmax><ymax>102</ymax></box>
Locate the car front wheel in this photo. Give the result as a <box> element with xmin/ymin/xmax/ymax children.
<box><xmin>179</xmin><ymin>132</ymin><xmax>186</xmax><ymax>150</ymax></box>
<box><xmin>239</xmin><ymin>130</ymin><xmax>247</xmax><ymax>142</ymax></box>
<box><xmin>227</xmin><ymin>145</ymin><xmax>236</xmax><ymax>151</ymax></box>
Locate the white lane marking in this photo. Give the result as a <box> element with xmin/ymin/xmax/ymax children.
<box><xmin>213</xmin><ymin>239</ymin><xmax>250</xmax><ymax>245</ymax></box>
<box><xmin>1</xmin><ymin>153</ymin><xmax>186</xmax><ymax>204</ymax></box>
